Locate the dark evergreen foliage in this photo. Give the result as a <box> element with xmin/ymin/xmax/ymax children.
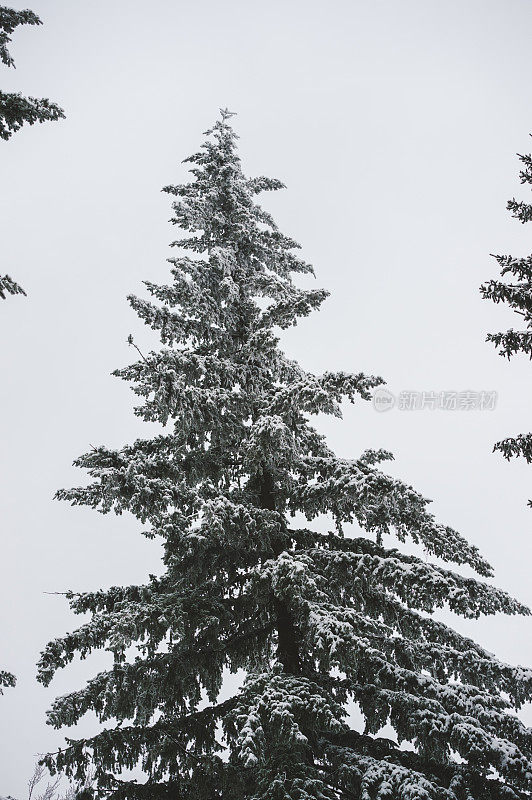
<box><xmin>0</xmin><ymin>670</ymin><xmax>15</xmax><ymax>694</ymax></box>
<box><xmin>0</xmin><ymin>273</ymin><xmax>25</xmax><ymax>299</ymax></box>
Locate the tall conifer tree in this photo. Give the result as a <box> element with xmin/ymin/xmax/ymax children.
<box><xmin>40</xmin><ymin>112</ymin><xmax>532</xmax><ymax>799</ymax></box>
<box><xmin>1</xmin><ymin>5</ymin><xmax>64</xmax><ymax>697</ymax></box>
<box><xmin>481</xmin><ymin>143</ymin><xmax>532</xmax><ymax>506</ymax></box>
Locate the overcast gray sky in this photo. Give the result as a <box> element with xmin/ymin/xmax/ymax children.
<box><xmin>1</xmin><ymin>0</ymin><xmax>531</xmax><ymax>795</ymax></box>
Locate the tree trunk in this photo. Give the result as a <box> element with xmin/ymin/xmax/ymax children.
<box><xmin>258</xmin><ymin>467</ymin><xmax>300</xmax><ymax>675</ymax></box>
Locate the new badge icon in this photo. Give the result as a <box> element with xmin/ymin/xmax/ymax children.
<box><xmin>372</xmin><ymin>387</ymin><xmax>396</xmax><ymax>412</ymax></box>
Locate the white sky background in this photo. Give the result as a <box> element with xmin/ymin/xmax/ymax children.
<box><xmin>1</xmin><ymin>0</ymin><xmax>531</xmax><ymax>795</ymax></box>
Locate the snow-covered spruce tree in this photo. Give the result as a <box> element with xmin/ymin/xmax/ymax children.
<box><xmin>39</xmin><ymin>111</ymin><xmax>532</xmax><ymax>800</ymax></box>
<box><xmin>1</xmin><ymin>5</ymin><xmax>64</xmax><ymax>299</ymax></box>
<box><xmin>481</xmin><ymin>144</ymin><xmax>532</xmax><ymax>507</ymax></box>
<box><xmin>0</xmin><ymin>5</ymin><xmax>64</xmax><ymax>141</ymax></box>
